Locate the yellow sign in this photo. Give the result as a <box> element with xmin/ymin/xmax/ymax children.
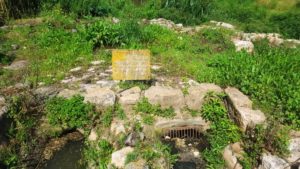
<box><xmin>112</xmin><ymin>50</ymin><xmax>151</xmax><ymax>80</ymax></box>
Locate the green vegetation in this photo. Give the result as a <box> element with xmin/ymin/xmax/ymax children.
<box><xmin>45</xmin><ymin>95</ymin><xmax>94</xmax><ymax>129</ymax></box>
<box><xmin>199</xmin><ymin>92</ymin><xmax>290</xmax><ymax>168</ymax></box>
<box><xmin>119</xmin><ymin>81</ymin><xmax>151</xmax><ymax>90</ymax></box>
<box><xmin>201</xmin><ymin>92</ymin><xmax>241</xmax><ymax>168</ymax></box>
<box><xmin>83</xmin><ymin>139</ymin><xmax>113</xmax><ymax>168</ymax></box>
<box><xmin>125</xmin><ymin>140</ymin><xmax>178</xmax><ymax>167</ymax></box>
<box><xmin>101</xmin><ymin>103</ymin><xmax>126</xmax><ymax>127</ymax></box>
<box><xmin>135</xmin><ymin>97</ymin><xmax>175</xmax><ymax>118</ymax></box>
<box><xmin>207</xmin><ymin>41</ymin><xmax>300</xmax><ymax>128</ymax></box>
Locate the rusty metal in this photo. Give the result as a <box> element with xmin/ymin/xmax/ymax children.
<box><xmin>162</xmin><ymin>127</ymin><xmax>203</xmax><ymax>139</ymax></box>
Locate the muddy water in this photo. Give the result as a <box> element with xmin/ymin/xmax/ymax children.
<box><xmin>162</xmin><ymin>138</ymin><xmax>208</xmax><ymax>169</ymax></box>
<box><xmin>44</xmin><ymin>140</ymin><xmax>85</xmax><ymax>169</ymax></box>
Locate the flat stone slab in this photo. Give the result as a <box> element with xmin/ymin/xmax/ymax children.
<box><xmin>155</xmin><ymin>117</ymin><xmax>210</xmax><ymax>132</ymax></box>
<box><xmin>258</xmin><ymin>154</ymin><xmax>290</xmax><ymax>169</ymax></box>
<box><xmin>82</xmin><ymin>85</ymin><xmax>115</xmax><ymax>108</ymax></box>
<box><xmin>144</xmin><ymin>86</ymin><xmax>185</xmax><ymax>111</ymax></box>
<box><xmin>225</xmin><ymin>87</ymin><xmax>252</xmax><ymax>108</ymax></box>
<box><xmin>185</xmin><ymin>83</ymin><xmax>223</xmax><ymax>110</ymax></box>
<box><xmin>111</xmin><ymin>147</ymin><xmax>134</xmax><ymax>168</ymax></box>
<box><xmin>119</xmin><ymin>87</ymin><xmax>141</xmax><ymax>106</ymax></box>
<box><xmin>287</xmin><ymin>137</ymin><xmax>300</xmax><ymax>163</ymax></box>
<box><xmin>4</xmin><ymin>60</ymin><xmax>28</xmax><ymax>70</ymax></box>
<box><xmin>236</xmin><ymin>107</ymin><xmax>266</xmax><ymax>131</ymax></box>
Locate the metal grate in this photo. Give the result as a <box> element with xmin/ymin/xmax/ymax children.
<box><xmin>162</xmin><ymin>127</ymin><xmax>203</xmax><ymax>139</ymax></box>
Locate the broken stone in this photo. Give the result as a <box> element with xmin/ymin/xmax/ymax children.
<box><xmin>125</xmin><ymin>159</ymin><xmax>147</xmax><ymax>169</ymax></box>
<box><xmin>11</xmin><ymin>44</ymin><xmax>20</xmax><ymax>50</ymax></box>
<box><xmin>96</xmin><ymin>80</ymin><xmax>118</xmax><ymax>88</ymax></box>
<box><xmin>57</xmin><ymin>89</ymin><xmax>80</xmax><ymax>98</ymax></box>
<box><xmin>110</xmin><ymin>120</ymin><xmax>126</xmax><ymax>136</ymax></box>
<box><xmin>125</xmin><ymin>132</ymin><xmax>139</xmax><ymax>147</ymax></box>
<box><xmin>0</xmin><ymin>96</ymin><xmax>7</xmax><ymax>119</ymax></box>
<box><xmin>210</xmin><ymin>20</ymin><xmax>235</xmax><ymax>29</ymax></box>
<box><xmin>69</xmin><ymin>67</ymin><xmax>82</xmax><ymax>73</ymax></box>
<box><xmin>151</xmin><ymin>65</ymin><xmax>161</xmax><ymax>71</ymax></box>
<box><xmin>286</xmin><ymin>137</ymin><xmax>300</xmax><ymax>163</ymax></box>
<box><xmin>83</xmin><ymin>85</ymin><xmax>116</xmax><ymax>108</ymax></box>
<box><xmin>185</xmin><ymin>83</ymin><xmax>223</xmax><ymax>110</ymax></box>
<box><xmin>111</xmin><ymin>147</ymin><xmax>134</xmax><ymax>168</ymax></box>
<box><xmin>91</xmin><ymin>60</ymin><xmax>104</xmax><ymax>65</ymax></box>
<box><xmin>144</xmin><ymin>86</ymin><xmax>185</xmax><ymax>111</ymax></box>
<box><xmin>223</xmin><ymin>143</ymin><xmax>243</xmax><ymax>169</ymax></box>
<box><xmin>232</xmin><ymin>39</ymin><xmax>254</xmax><ymax>53</ymax></box>
<box><xmin>119</xmin><ymin>87</ymin><xmax>141</xmax><ymax>106</ymax></box>
<box><xmin>236</xmin><ymin>107</ymin><xmax>266</xmax><ymax>131</ymax></box>
<box><xmin>258</xmin><ymin>153</ymin><xmax>290</xmax><ymax>169</ymax></box>
<box><xmin>88</xmin><ymin>129</ymin><xmax>98</xmax><ymax>141</ymax></box>
<box><xmin>155</xmin><ymin>117</ymin><xmax>210</xmax><ymax>132</ymax></box>
<box><xmin>225</xmin><ymin>87</ymin><xmax>252</xmax><ymax>108</ymax></box>
<box><xmin>112</xmin><ymin>17</ymin><xmax>120</xmax><ymax>24</ymax></box>
<box><xmin>4</xmin><ymin>60</ymin><xmax>28</xmax><ymax>70</ymax></box>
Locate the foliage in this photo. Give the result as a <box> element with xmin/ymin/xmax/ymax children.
<box><xmin>135</xmin><ymin>97</ymin><xmax>175</xmax><ymax>118</ymax></box>
<box><xmin>119</xmin><ymin>81</ymin><xmax>151</xmax><ymax>90</ymax></box>
<box><xmin>270</xmin><ymin>10</ymin><xmax>300</xmax><ymax>39</ymax></box>
<box><xmin>242</xmin><ymin>123</ymin><xmax>290</xmax><ymax>168</ymax></box>
<box><xmin>83</xmin><ymin>139</ymin><xmax>113</xmax><ymax>168</ymax></box>
<box><xmin>0</xmin><ymin>146</ymin><xmax>18</xmax><ymax>168</ymax></box>
<box><xmin>142</xmin><ymin>114</ymin><xmax>155</xmax><ymax>125</ymax></box>
<box><xmin>45</xmin><ymin>95</ymin><xmax>94</xmax><ymax>129</ymax></box>
<box><xmin>207</xmin><ymin>44</ymin><xmax>300</xmax><ymax>128</ymax></box>
<box><xmin>201</xmin><ymin>92</ymin><xmax>241</xmax><ymax>168</ymax></box>
<box><xmin>84</xmin><ymin>20</ymin><xmax>126</xmax><ymax>48</ymax></box>
<box><xmin>101</xmin><ymin>104</ymin><xmax>126</xmax><ymax>127</ymax></box>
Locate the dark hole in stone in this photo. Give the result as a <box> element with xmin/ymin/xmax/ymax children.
<box><xmin>291</xmin><ymin>163</ymin><xmax>300</xmax><ymax>169</ymax></box>
<box><xmin>173</xmin><ymin>161</ymin><xmax>196</xmax><ymax>169</ymax></box>
<box><xmin>161</xmin><ymin>127</ymin><xmax>209</xmax><ymax>169</ymax></box>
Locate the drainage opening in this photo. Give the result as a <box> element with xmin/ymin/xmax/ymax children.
<box><xmin>161</xmin><ymin>127</ymin><xmax>208</xmax><ymax>169</ymax></box>
<box><xmin>291</xmin><ymin>163</ymin><xmax>300</xmax><ymax>169</ymax></box>
<box><xmin>162</xmin><ymin>127</ymin><xmax>204</xmax><ymax>140</ymax></box>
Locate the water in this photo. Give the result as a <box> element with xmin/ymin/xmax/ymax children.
<box><xmin>44</xmin><ymin>140</ymin><xmax>85</xmax><ymax>169</ymax></box>
<box><xmin>174</xmin><ymin>162</ymin><xmax>196</xmax><ymax>169</ymax></box>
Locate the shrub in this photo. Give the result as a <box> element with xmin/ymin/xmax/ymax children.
<box><xmin>270</xmin><ymin>10</ymin><xmax>300</xmax><ymax>39</ymax></box>
<box><xmin>45</xmin><ymin>95</ymin><xmax>94</xmax><ymax>129</ymax></box>
<box><xmin>201</xmin><ymin>92</ymin><xmax>241</xmax><ymax>168</ymax></box>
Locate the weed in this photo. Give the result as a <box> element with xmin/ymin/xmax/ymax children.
<box><xmin>101</xmin><ymin>106</ymin><xmax>114</xmax><ymax>127</ymax></box>
<box><xmin>119</xmin><ymin>81</ymin><xmax>151</xmax><ymax>90</ymax></box>
<box><xmin>45</xmin><ymin>95</ymin><xmax>94</xmax><ymax>129</ymax></box>
<box><xmin>142</xmin><ymin>114</ymin><xmax>154</xmax><ymax>125</ymax></box>
<box><xmin>135</xmin><ymin>97</ymin><xmax>175</xmax><ymax>118</ymax></box>
<box><xmin>201</xmin><ymin>92</ymin><xmax>241</xmax><ymax>168</ymax></box>
<box><xmin>83</xmin><ymin>139</ymin><xmax>113</xmax><ymax>168</ymax></box>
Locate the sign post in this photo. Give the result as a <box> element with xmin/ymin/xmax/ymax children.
<box><xmin>112</xmin><ymin>50</ymin><xmax>151</xmax><ymax>80</ymax></box>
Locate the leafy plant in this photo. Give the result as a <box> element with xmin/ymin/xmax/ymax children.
<box><xmin>83</xmin><ymin>139</ymin><xmax>113</xmax><ymax>168</ymax></box>
<box><xmin>135</xmin><ymin>97</ymin><xmax>175</xmax><ymax>118</ymax></box>
<box><xmin>201</xmin><ymin>92</ymin><xmax>241</xmax><ymax>168</ymax></box>
<box><xmin>45</xmin><ymin>95</ymin><xmax>94</xmax><ymax>129</ymax></box>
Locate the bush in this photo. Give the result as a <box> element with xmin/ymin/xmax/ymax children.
<box><xmin>201</xmin><ymin>92</ymin><xmax>241</xmax><ymax>168</ymax></box>
<box><xmin>45</xmin><ymin>95</ymin><xmax>94</xmax><ymax>129</ymax></box>
<box><xmin>270</xmin><ymin>10</ymin><xmax>300</xmax><ymax>39</ymax></box>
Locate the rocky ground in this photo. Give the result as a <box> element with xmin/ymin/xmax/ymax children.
<box><xmin>1</xmin><ymin>18</ymin><xmax>300</xmax><ymax>169</ymax></box>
